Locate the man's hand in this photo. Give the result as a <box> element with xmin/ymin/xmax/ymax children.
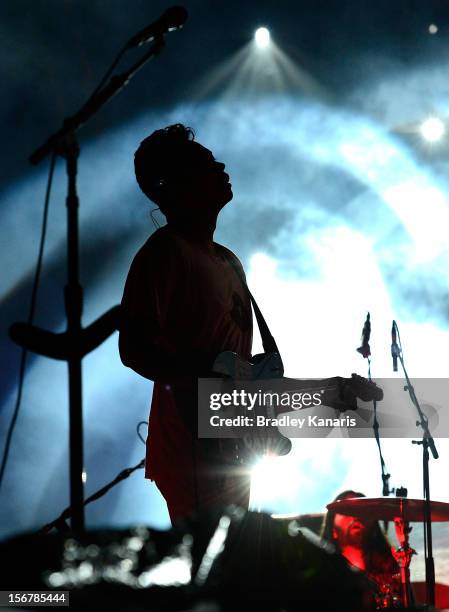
<box><xmin>325</xmin><ymin>374</ymin><xmax>383</xmax><ymax>411</ymax></box>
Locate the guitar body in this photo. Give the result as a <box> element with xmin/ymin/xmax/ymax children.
<box><xmin>212</xmin><ymin>351</ymin><xmax>289</xmax><ymax>462</ymax></box>
<box><xmin>212</xmin><ymin>351</ymin><xmax>284</xmax><ymax>381</ymax></box>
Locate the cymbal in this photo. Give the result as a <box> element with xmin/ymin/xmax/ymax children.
<box><xmin>412</xmin><ymin>582</ymin><xmax>449</xmax><ymax>609</ymax></box>
<box><xmin>326</xmin><ymin>497</ymin><xmax>449</xmax><ymax>522</ymax></box>
<box><xmin>271</xmin><ymin>512</ymin><xmax>323</xmax><ymax>521</ymax></box>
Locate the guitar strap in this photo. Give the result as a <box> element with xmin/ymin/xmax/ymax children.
<box><xmin>217</xmin><ymin>245</ymin><xmax>280</xmax><ymax>356</ymax></box>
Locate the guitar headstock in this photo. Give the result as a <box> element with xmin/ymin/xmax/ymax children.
<box><xmin>347</xmin><ymin>373</ymin><xmax>383</xmax><ymax>402</ymax></box>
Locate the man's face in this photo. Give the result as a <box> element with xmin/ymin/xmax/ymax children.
<box><xmin>170</xmin><ymin>142</ymin><xmax>233</xmax><ymax>214</ymax></box>
<box><xmin>332</xmin><ymin>512</ymin><xmax>374</xmax><ymax>548</ymax></box>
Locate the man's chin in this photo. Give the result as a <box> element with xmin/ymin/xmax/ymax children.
<box><xmin>212</xmin><ymin>187</ymin><xmax>233</xmax><ymax>213</ymax></box>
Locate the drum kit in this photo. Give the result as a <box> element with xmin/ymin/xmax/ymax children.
<box><xmin>327</xmin><ymin>496</ymin><xmax>449</xmax><ymax>610</ymax></box>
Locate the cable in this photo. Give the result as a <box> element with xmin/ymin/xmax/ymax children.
<box><xmin>37</xmin><ymin>417</ymin><xmax>148</xmax><ymax>533</ymax></box>
<box><xmin>137</xmin><ymin>420</ymin><xmax>148</xmax><ymax>445</ymax></box>
<box><xmin>83</xmin><ymin>45</ymin><xmax>128</xmax><ymax>107</ymax></box>
<box><xmin>37</xmin><ymin>422</ymin><xmax>148</xmax><ymax>533</ymax></box>
<box><xmin>0</xmin><ymin>152</ymin><xmax>57</xmax><ymax>492</ymax></box>
<box><xmin>38</xmin><ymin>456</ymin><xmax>145</xmax><ymax>535</ymax></box>
<box><xmin>149</xmin><ymin>207</ymin><xmax>161</xmax><ymax>229</ymax></box>
<box><xmin>369</xmin><ymin>355</ymin><xmax>391</xmax><ymax>498</ymax></box>
<box><xmin>393</xmin><ymin>320</ymin><xmax>404</xmax><ymax>366</ymax></box>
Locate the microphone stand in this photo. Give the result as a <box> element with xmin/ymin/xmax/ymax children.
<box><xmin>393</xmin><ymin>327</ymin><xmax>438</xmax><ymax>609</ymax></box>
<box><xmin>11</xmin><ymin>35</ymin><xmax>166</xmax><ymax>534</ymax></box>
<box><xmin>28</xmin><ymin>36</ymin><xmax>165</xmax><ymax>166</ymax></box>
<box><xmin>356</xmin><ymin>314</ymin><xmax>392</xmax><ymax>504</ymax></box>
<box><xmin>37</xmin><ymin>458</ymin><xmax>145</xmax><ymax>535</ymax></box>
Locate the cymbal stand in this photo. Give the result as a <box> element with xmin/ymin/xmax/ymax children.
<box><xmin>391</xmin><ymin>501</ymin><xmax>416</xmax><ymax>609</ymax></box>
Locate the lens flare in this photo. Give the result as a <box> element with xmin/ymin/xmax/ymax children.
<box><xmin>250</xmin><ymin>454</ymin><xmax>301</xmax><ymax>510</ymax></box>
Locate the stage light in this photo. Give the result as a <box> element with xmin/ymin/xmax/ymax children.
<box><xmin>429</xmin><ymin>24</ymin><xmax>438</xmax><ymax>35</ymax></box>
<box><xmin>420</xmin><ymin>116</ymin><xmax>445</xmax><ymax>142</ymax></box>
<box><xmin>254</xmin><ymin>27</ymin><xmax>270</xmax><ymax>49</ymax></box>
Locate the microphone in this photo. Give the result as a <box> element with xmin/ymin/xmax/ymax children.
<box><xmin>391</xmin><ymin>320</ymin><xmax>399</xmax><ymax>372</ymax></box>
<box><xmin>125</xmin><ymin>6</ymin><xmax>188</xmax><ymax>49</ymax></box>
<box><xmin>356</xmin><ymin>312</ymin><xmax>371</xmax><ymax>359</ymax></box>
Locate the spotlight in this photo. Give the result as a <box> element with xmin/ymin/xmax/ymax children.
<box><xmin>420</xmin><ymin>117</ymin><xmax>445</xmax><ymax>142</ymax></box>
<box><xmin>428</xmin><ymin>23</ymin><xmax>438</xmax><ymax>35</ymax></box>
<box><xmin>254</xmin><ymin>27</ymin><xmax>270</xmax><ymax>49</ymax></box>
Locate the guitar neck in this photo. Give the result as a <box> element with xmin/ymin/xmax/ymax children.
<box><xmin>212</xmin><ymin>352</ymin><xmax>381</xmax><ymax>415</ymax></box>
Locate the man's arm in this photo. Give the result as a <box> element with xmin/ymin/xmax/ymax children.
<box><xmin>119</xmin><ymin>317</ymin><xmax>214</xmax><ymax>382</ymax></box>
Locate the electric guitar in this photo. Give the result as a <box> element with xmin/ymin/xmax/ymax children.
<box><xmin>210</xmin><ymin>351</ymin><xmax>383</xmax><ymax>463</ymax></box>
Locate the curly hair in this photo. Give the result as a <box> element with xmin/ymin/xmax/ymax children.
<box><xmin>320</xmin><ymin>490</ymin><xmax>398</xmax><ymax>575</ymax></box>
<box><xmin>134</xmin><ymin>123</ymin><xmax>195</xmax><ymax>212</ymax></box>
